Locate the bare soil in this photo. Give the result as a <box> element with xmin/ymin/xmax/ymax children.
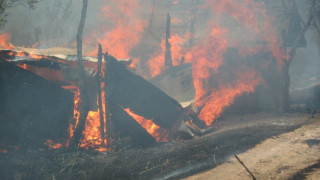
<box><xmin>185</xmin><ymin>114</ymin><xmax>320</xmax><ymax>180</ymax></box>
<box><xmin>0</xmin><ymin>112</ymin><xmax>318</xmax><ymax>180</ymax></box>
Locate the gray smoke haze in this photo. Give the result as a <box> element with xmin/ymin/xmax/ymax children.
<box><xmin>1</xmin><ymin>0</ymin><xmax>320</xmax><ymax>93</ymax></box>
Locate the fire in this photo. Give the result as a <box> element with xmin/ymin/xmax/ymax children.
<box><xmin>87</xmin><ymin>0</ymin><xmax>145</xmax><ymax>60</ymax></box>
<box><xmin>185</xmin><ymin>24</ymin><xmax>228</xmax><ymax>105</ymax></box>
<box><xmin>182</xmin><ymin>0</ymin><xmax>285</xmax><ymax>126</ymax></box>
<box><xmin>204</xmin><ymin>0</ymin><xmax>286</xmax><ymax>63</ymax></box>
<box><xmin>80</xmin><ymin>110</ymin><xmax>107</xmax><ymax>151</ymax></box>
<box><xmin>8</xmin><ymin>50</ymin><xmax>47</xmax><ymax>60</ymax></box>
<box><xmin>62</xmin><ymin>86</ymin><xmax>81</xmax><ymax>142</ymax></box>
<box><xmin>64</xmin><ymin>85</ymin><xmax>108</xmax><ymax>151</ymax></box>
<box><xmin>173</xmin><ymin>0</ymin><xmax>179</xmax><ymax>5</ymax></box>
<box><xmin>147</xmin><ymin>34</ymin><xmax>187</xmax><ymax>78</ymax></box>
<box><xmin>147</xmin><ymin>38</ymin><xmax>166</xmax><ymax>78</ymax></box>
<box><xmin>0</xmin><ymin>149</ymin><xmax>8</xmax><ymax>153</ymax></box>
<box><xmin>197</xmin><ymin>69</ymin><xmax>262</xmax><ymax>126</ymax></box>
<box><xmin>45</xmin><ymin>140</ymin><xmax>62</xmax><ymax>149</ymax></box>
<box><xmin>170</xmin><ymin>34</ymin><xmax>187</xmax><ymax>66</ymax></box>
<box><xmin>0</xmin><ymin>33</ymin><xmax>14</xmax><ymax>49</ymax></box>
<box><xmin>16</xmin><ymin>63</ymin><xmax>32</xmax><ymax>71</ymax></box>
<box><xmin>29</xmin><ymin>53</ymin><xmax>44</xmax><ymax>60</ymax></box>
<box><xmin>123</xmin><ymin>108</ymin><xmax>168</xmax><ymax>142</ymax></box>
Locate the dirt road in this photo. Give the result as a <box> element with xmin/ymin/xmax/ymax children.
<box><xmin>184</xmin><ymin>116</ymin><xmax>320</xmax><ymax>180</ymax></box>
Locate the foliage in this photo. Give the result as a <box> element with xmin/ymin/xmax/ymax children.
<box><xmin>0</xmin><ymin>0</ymin><xmax>40</xmax><ymax>26</ymax></box>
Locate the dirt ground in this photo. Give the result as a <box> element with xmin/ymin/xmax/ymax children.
<box><xmin>185</xmin><ymin>114</ymin><xmax>320</xmax><ymax>180</ymax></box>
<box><xmin>0</xmin><ymin>112</ymin><xmax>319</xmax><ymax>180</ymax></box>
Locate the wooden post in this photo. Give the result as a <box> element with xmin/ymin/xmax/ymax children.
<box><xmin>70</xmin><ymin>0</ymin><xmax>89</xmax><ymax>148</ymax></box>
<box><xmin>97</xmin><ymin>44</ymin><xmax>105</xmax><ymax>145</ymax></box>
<box><xmin>104</xmin><ymin>53</ymin><xmax>115</xmax><ymax>147</ymax></box>
<box><xmin>165</xmin><ymin>13</ymin><xmax>173</xmax><ymax>68</ymax></box>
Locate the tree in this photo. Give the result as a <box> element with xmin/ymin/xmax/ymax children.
<box><xmin>278</xmin><ymin>0</ymin><xmax>318</xmax><ymax>112</ymax></box>
<box><xmin>0</xmin><ymin>0</ymin><xmax>39</xmax><ymax>26</ymax></box>
<box><xmin>69</xmin><ymin>0</ymin><xmax>89</xmax><ymax>148</ymax></box>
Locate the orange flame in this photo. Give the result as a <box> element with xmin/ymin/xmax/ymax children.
<box><xmin>186</xmin><ymin>24</ymin><xmax>228</xmax><ymax>104</ymax></box>
<box><xmin>0</xmin><ymin>33</ymin><xmax>14</xmax><ymax>49</ymax></box>
<box><xmin>0</xmin><ymin>149</ymin><xmax>8</xmax><ymax>153</ymax></box>
<box><xmin>63</xmin><ymin>86</ymin><xmax>81</xmax><ymax>143</ymax></box>
<box><xmin>182</xmin><ymin>0</ymin><xmax>284</xmax><ymax>126</ymax></box>
<box><xmin>147</xmin><ymin>34</ymin><xmax>187</xmax><ymax>78</ymax></box>
<box><xmin>204</xmin><ymin>0</ymin><xmax>286</xmax><ymax>63</ymax></box>
<box><xmin>87</xmin><ymin>0</ymin><xmax>145</xmax><ymax>59</ymax></box>
<box><xmin>80</xmin><ymin>110</ymin><xmax>108</xmax><ymax>151</ymax></box>
<box><xmin>123</xmin><ymin>108</ymin><xmax>168</xmax><ymax>142</ymax></box>
<box><xmin>173</xmin><ymin>0</ymin><xmax>179</xmax><ymax>5</ymax></box>
<box><xmin>65</xmin><ymin>85</ymin><xmax>108</xmax><ymax>151</ymax></box>
<box><xmin>8</xmin><ymin>51</ymin><xmax>47</xmax><ymax>60</ymax></box>
<box><xmin>197</xmin><ymin>69</ymin><xmax>261</xmax><ymax>126</ymax></box>
<box><xmin>147</xmin><ymin>38</ymin><xmax>166</xmax><ymax>78</ymax></box>
<box><xmin>45</xmin><ymin>140</ymin><xmax>62</xmax><ymax>149</ymax></box>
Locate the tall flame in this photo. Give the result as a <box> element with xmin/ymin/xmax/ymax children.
<box><xmin>181</xmin><ymin>0</ymin><xmax>285</xmax><ymax>126</ymax></box>
<box><xmin>87</xmin><ymin>0</ymin><xmax>145</xmax><ymax>60</ymax></box>
<box><xmin>186</xmin><ymin>25</ymin><xmax>228</xmax><ymax>104</ymax></box>
<box><xmin>147</xmin><ymin>34</ymin><xmax>187</xmax><ymax>78</ymax></box>
<box><xmin>65</xmin><ymin>85</ymin><xmax>108</xmax><ymax>151</ymax></box>
<box><xmin>0</xmin><ymin>33</ymin><xmax>14</xmax><ymax>49</ymax></box>
<box><xmin>204</xmin><ymin>0</ymin><xmax>286</xmax><ymax>63</ymax></box>
<box><xmin>197</xmin><ymin>69</ymin><xmax>262</xmax><ymax>126</ymax></box>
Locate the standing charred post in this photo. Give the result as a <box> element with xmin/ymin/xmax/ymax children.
<box><xmin>70</xmin><ymin>0</ymin><xmax>89</xmax><ymax>148</ymax></box>
<box><xmin>97</xmin><ymin>44</ymin><xmax>105</xmax><ymax>145</ymax></box>
<box><xmin>165</xmin><ymin>13</ymin><xmax>173</xmax><ymax>68</ymax></box>
<box><xmin>104</xmin><ymin>53</ymin><xmax>115</xmax><ymax>148</ymax></box>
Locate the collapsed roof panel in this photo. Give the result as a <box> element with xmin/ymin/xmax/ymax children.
<box><xmin>0</xmin><ymin>59</ymin><xmax>73</xmax><ymax>149</ymax></box>
<box><xmin>106</xmin><ymin>56</ymin><xmax>188</xmax><ymax>129</ymax></box>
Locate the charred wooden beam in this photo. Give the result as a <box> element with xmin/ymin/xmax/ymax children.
<box><xmin>104</xmin><ymin>55</ymin><xmax>195</xmax><ymax>142</ymax></box>
<box><xmin>97</xmin><ymin>44</ymin><xmax>105</xmax><ymax>145</ymax></box>
<box><xmin>111</xmin><ymin>104</ymin><xmax>156</xmax><ymax>148</ymax></box>
<box><xmin>104</xmin><ymin>53</ymin><xmax>115</xmax><ymax>147</ymax></box>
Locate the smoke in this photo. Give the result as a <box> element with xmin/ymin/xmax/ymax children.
<box><xmin>290</xmin><ymin>0</ymin><xmax>320</xmax><ymax>90</ymax></box>
<box><xmin>1</xmin><ymin>0</ymin><xmax>320</xmax><ymax>117</ymax></box>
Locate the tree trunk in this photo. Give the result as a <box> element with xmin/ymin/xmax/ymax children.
<box><xmin>70</xmin><ymin>0</ymin><xmax>89</xmax><ymax>148</ymax></box>
<box><xmin>278</xmin><ymin>61</ymin><xmax>290</xmax><ymax>112</ymax></box>
<box><xmin>278</xmin><ymin>2</ymin><xmax>315</xmax><ymax>113</ymax></box>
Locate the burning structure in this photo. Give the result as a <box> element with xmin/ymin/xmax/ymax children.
<box><xmin>0</xmin><ymin>0</ymin><xmax>320</xmax><ymax>179</ymax></box>
<box><xmin>0</xmin><ymin>48</ymin><xmax>201</xmax><ymax>151</ymax></box>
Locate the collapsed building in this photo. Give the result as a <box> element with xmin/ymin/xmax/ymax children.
<box><xmin>0</xmin><ymin>50</ymin><xmax>200</xmax><ymax>151</ymax></box>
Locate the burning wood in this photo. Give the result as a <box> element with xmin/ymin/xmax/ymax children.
<box><xmin>123</xmin><ymin>108</ymin><xmax>168</xmax><ymax>142</ymax></box>
<box><xmin>0</xmin><ymin>49</ymin><xmax>200</xmax><ymax>151</ymax></box>
<box><xmin>103</xmin><ymin>54</ymin><xmax>196</xmax><ymax>142</ymax></box>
